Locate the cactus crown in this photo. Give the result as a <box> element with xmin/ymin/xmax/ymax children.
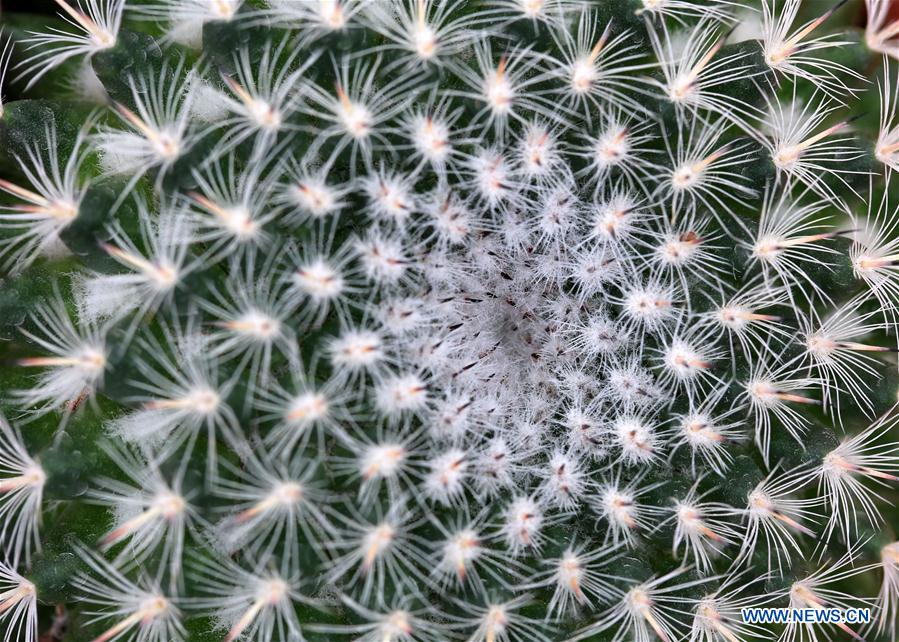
<box><xmin>1</xmin><ymin>0</ymin><xmax>899</xmax><ymax>641</ymax></box>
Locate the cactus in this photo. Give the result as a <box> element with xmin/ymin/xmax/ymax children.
<box><xmin>3</xmin><ymin>0</ymin><xmax>899</xmax><ymax>640</ymax></box>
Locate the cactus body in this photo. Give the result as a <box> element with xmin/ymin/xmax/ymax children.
<box><xmin>1</xmin><ymin>1</ymin><xmax>899</xmax><ymax>641</ymax></box>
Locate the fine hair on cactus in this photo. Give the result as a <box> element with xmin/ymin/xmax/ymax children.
<box><xmin>6</xmin><ymin>1</ymin><xmax>899</xmax><ymax>641</ymax></box>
